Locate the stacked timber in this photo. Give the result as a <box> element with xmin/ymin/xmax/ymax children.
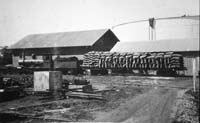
<box><xmin>81</xmin><ymin>51</ymin><xmax>184</xmax><ymax>70</ymax></box>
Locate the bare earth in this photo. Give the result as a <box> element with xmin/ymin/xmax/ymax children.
<box><xmin>0</xmin><ymin>75</ymin><xmax>199</xmax><ymax>122</ymax></box>
<box><xmin>95</xmin><ymin>88</ymin><xmax>177</xmax><ymax>123</ymax></box>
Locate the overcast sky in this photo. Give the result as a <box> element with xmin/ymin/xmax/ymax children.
<box><xmin>0</xmin><ymin>0</ymin><xmax>199</xmax><ymax>46</ymax></box>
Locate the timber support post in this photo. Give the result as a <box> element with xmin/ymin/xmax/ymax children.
<box><xmin>192</xmin><ymin>57</ymin><xmax>196</xmax><ymax>92</ymax></box>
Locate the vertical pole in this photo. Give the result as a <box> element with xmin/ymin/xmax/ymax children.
<box><xmin>151</xmin><ymin>27</ymin><xmax>153</xmax><ymax>40</ymax></box>
<box><xmin>153</xmin><ymin>27</ymin><xmax>156</xmax><ymax>40</ymax></box>
<box><xmin>149</xmin><ymin>26</ymin><xmax>151</xmax><ymax>40</ymax></box>
<box><xmin>149</xmin><ymin>26</ymin><xmax>153</xmax><ymax>40</ymax></box>
<box><xmin>50</xmin><ymin>55</ymin><xmax>54</xmax><ymax>71</ymax></box>
<box><xmin>22</xmin><ymin>49</ymin><xmax>25</xmax><ymax>64</ymax></box>
<box><xmin>192</xmin><ymin>57</ymin><xmax>196</xmax><ymax>92</ymax></box>
<box><xmin>149</xmin><ymin>18</ymin><xmax>155</xmax><ymax>40</ymax></box>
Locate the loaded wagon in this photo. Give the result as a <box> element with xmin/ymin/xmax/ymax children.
<box><xmin>81</xmin><ymin>51</ymin><xmax>186</xmax><ymax>76</ymax></box>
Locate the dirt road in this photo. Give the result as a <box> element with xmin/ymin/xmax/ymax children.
<box><xmin>95</xmin><ymin>87</ymin><xmax>177</xmax><ymax>123</ymax></box>
<box><xmin>0</xmin><ymin>75</ymin><xmax>198</xmax><ymax>122</ymax></box>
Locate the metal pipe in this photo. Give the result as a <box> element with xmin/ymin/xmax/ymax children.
<box><xmin>111</xmin><ymin>15</ymin><xmax>199</xmax><ymax>29</ymax></box>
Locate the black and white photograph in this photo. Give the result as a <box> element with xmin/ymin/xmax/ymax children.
<box><xmin>0</xmin><ymin>0</ymin><xmax>199</xmax><ymax>122</ymax></box>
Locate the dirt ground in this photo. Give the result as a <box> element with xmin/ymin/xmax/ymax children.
<box><xmin>94</xmin><ymin>88</ymin><xmax>177</xmax><ymax>123</ymax></box>
<box><xmin>0</xmin><ymin>75</ymin><xmax>199</xmax><ymax>123</ymax></box>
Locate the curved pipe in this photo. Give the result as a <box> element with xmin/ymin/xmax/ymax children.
<box><xmin>111</xmin><ymin>15</ymin><xmax>199</xmax><ymax>29</ymax></box>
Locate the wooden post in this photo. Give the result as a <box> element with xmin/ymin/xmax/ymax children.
<box><xmin>50</xmin><ymin>55</ymin><xmax>54</xmax><ymax>71</ymax></box>
<box><xmin>192</xmin><ymin>57</ymin><xmax>196</xmax><ymax>92</ymax></box>
<box><xmin>22</xmin><ymin>49</ymin><xmax>25</xmax><ymax>63</ymax></box>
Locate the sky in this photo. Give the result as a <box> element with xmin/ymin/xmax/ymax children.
<box><xmin>0</xmin><ymin>0</ymin><xmax>199</xmax><ymax>46</ymax></box>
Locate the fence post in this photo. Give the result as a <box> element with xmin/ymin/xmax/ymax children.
<box><xmin>192</xmin><ymin>57</ymin><xmax>196</xmax><ymax>92</ymax></box>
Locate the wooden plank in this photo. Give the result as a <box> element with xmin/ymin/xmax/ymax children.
<box><xmin>44</xmin><ymin>108</ymin><xmax>71</xmax><ymax>113</ymax></box>
<box><xmin>66</xmin><ymin>92</ymin><xmax>105</xmax><ymax>100</ymax></box>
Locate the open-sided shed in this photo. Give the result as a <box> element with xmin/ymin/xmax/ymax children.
<box><xmin>9</xmin><ymin>29</ymin><xmax>119</xmax><ymax>67</ymax></box>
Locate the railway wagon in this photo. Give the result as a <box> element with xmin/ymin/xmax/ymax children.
<box><xmin>81</xmin><ymin>51</ymin><xmax>186</xmax><ymax>76</ymax></box>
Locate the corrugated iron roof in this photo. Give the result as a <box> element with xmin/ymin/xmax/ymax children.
<box><xmin>10</xmin><ymin>29</ymin><xmax>110</xmax><ymax>49</ymax></box>
<box><xmin>111</xmin><ymin>38</ymin><xmax>199</xmax><ymax>52</ymax></box>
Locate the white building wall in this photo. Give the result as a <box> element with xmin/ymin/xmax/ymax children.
<box><xmin>156</xmin><ymin>17</ymin><xmax>199</xmax><ymax>40</ymax></box>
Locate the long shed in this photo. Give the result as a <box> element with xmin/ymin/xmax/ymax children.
<box><xmin>10</xmin><ymin>29</ymin><xmax>119</xmax><ymax>67</ymax></box>
<box><xmin>111</xmin><ymin>38</ymin><xmax>199</xmax><ymax>76</ymax></box>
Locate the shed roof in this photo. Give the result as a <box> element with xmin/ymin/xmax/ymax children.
<box><xmin>111</xmin><ymin>38</ymin><xmax>199</xmax><ymax>52</ymax></box>
<box><xmin>10</xmin><ymin>29</ymin><xmax>112</xmax><ymax>49</ymax></box>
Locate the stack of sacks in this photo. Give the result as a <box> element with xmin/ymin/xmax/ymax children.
<box><xmin>125</xmin><ymin>53</ymin><xmax>133</xmax><ymax>69</ymax></box>
<box><xmin>163</xmin><ymin>52</ymin><xmax>174</xmax><ymax>69</ymax></box>
<box><xmin>82</xmin><ymin>51</ymin><xmax>184</xmax><ymax>70</ymax></box>
<box><xmin>132</xmin><ymin>53</ymin><xmax>140</xmax><ymax>69</ymax></box>
<box><xmin>170</xmin><ymin>54</ymin><xmax>184</xmax><ymax>69</ymax></box>
<box><xmin>147</xmin><ymin>53</ymin><xmax>156</xmax><ymax>69</ymax></box>
<box><xmin>112</xmin><ymin>52</ymin><xmax>120</xmax><ymax>68</ymax></box>
<box><xmin>139</xmin><ymin>53</ymin><xmax>150</xmax><ymax>69</ymax></box>
<box><xmin>82</xmin><ymin>52</ymin><xmax>91</xmax><ymax>68</ymax></box>
<box><xmin>92</xmin><ymin>52</ymin><xmax>101</xmax><ymax>68</ymax></box>
<box><xmin>82</xmin><ymin>51</ymin><xmax>101</xmax><ymax>68</ymax></box>
<box><xmin>155</xmin><ymin>53</ymin><xmax>165</xmax><ymax>69</ymax></box>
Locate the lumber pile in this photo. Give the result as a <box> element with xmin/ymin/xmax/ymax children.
<box><xmin>81</xmin><ymin>51</ymin><xmax>184</xmax><ymax>70</ymax></box>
